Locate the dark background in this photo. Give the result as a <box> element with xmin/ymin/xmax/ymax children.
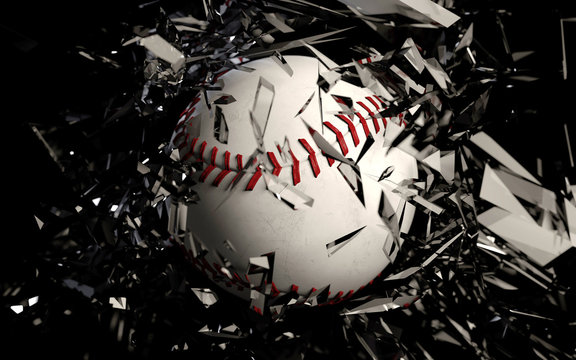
<box><xmin>3</xmin><ymin>0</ymin><xmax>576</xmax><ymax>208</ymax></box>
<box><xmin>2</xmin><ymin>0</ymin><xmax>576</xmax><ymax>358</ymax></box>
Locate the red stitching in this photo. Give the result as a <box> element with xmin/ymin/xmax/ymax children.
<box><xmin>182</xmin><ymin>137</ymin><xmax>199</xmax><ymax>162</ymax></box>
<box><xmin>199</xmin><ymin>164</ymin><xmax>216</xmax><ymax>182</ymax></box>
<box><xmin>192</xmin><ymin>96</ymin><xmax>201</xmax><ymax>105</ymax></box>
<box><xmin>246</xmin><ymin>167</ymin><xmax>262</xmax><ymax>190</ymax></box>
<box><xmin>233</xmin><ymin>272</ymin><xmax>243</xmax><ymax>283</ymax></box>
<box><xmin>332</xmin><ymin>291</ymin><xmax>344</xmax><ymax>302</ymax></box>
<box><xmin>185</xmin><ymin>108</ymin><xmax>196</xmax><ymax>122</ymax></box>
<box><xmin>288</xmin><ymin>149</ymin><xmax>301</xmax><ymax>185</ymax></box>
<box><xmin>236</xmin><ymin>154</ymin><xmax>243</xmax><ymax>170</ymax></box>
<box><xmin>252</xmin><ymin>306</ymin><xmax>263</xmax><ymax>315</ymax></box>
<box><xmin>178</xmin><ymin>107</ymin><xmax>189</xmax><ymax>119</ymax></box>
<box><xmin>224</xmin><ymin>151</ymin><xmax>231</xmax><ymax>170</ymax></box>
<box><xmin>333</xmin><ymin>96</ymin><xmax>344</xmax><ymax>105</ymax></box>
<box><xmin>178</xmin><ymin>239</ymin><xmax>381</xmax><ymax>305</ymax></box>
<box><xmin>231</xmin><ymin>171</ymin><xmax>243</xmax><ymax>188</ymax></box>
<box><xmin>287</xmin><ymin>149</ymin><xmax>301</xmax><ymax>185</ymax></box>
<box><xmin>267</xmin><ymin>151</ymin><xmax>282</xmax><ymax>176</ymax></box>
<box><xmin>325</xmin><ymin>290</ymin><xmax>355</xmax><ymax>305</ymax></box>
<box><xmin>210</xmin><ymin>147</ymin><xmax>218</xmax><ymax>165</ymax></box>
<box><xmin>369</xmin><ymin>95</ymin><xmax>389</xmax><ymax>129</ymax></box>
<box><xmin>355</xmin><ymin>112</ymin><xmax>370</xmax><ymax>137</ymax></box>
<box><xmin>173</xmin><ymin>131</ymin><xmax>186</xmax><ymax>148</ymax></box>
<box><xmin>190</xmin><ymin>137</ymin><xmax>198</xmax><ymax>153</ymax></box>
<box><xmin>213</xmin><ymin>69</ymin><xmax>231</xmax><ymax>82</ymax></box>
<box><xmin>298</xmin><ymin>138</ymin><xmax>321</xmax><ymax>178</ymax></box>
<box><xmin>399</xmin><ymin>112</ymin><xmax>407</xmax><ymax>126</ymax></box>
<box><xmin>198</xmin><ymin>141</ymin><xmax>207</xmax><ymax>162</ymax></box>
<box><xmin>335</xmin><ymin>114</ymin><xmax>360</xmax><ymax>146</ymax></box>
<box><xmin>270</xmin><ymin>282</ymin><xmax>280</xmax><ymax>298</ymax></box>
<box><xmin>176</xmin><ymin>134</ymin><xmax>189</xmax><ymax>151</ymax></box>
<box><xmin>323</xmin><ymin>121</ymin><xmax>349</xmax><ymax>156</ymax></box>
<box><xmin>177</xmin><ymin>92</ymin><xmax>395</xmax><ymax>197</ymax></box>
<box><xmin>175</xmin><ymin>242</ymin><xmax>249</xmax><ymax>290</ymax></box>
<box><xmin>174</xmin><ymin>121</ymin><xmax>186</xmax><ymax>133</ymax></box>
<box><xmin>366</xmin><ymin>96</ymin><xmax>380</xmax><ymax>110</ymax></box>
<box><xmin>358</xmin><ymin>57</ymin><xmax>373</xmax><ymax>64</ymax></box>
<box><xmin>179</xmin><ymin>96</ymin><xmax>200</xmax><ymax>118</ymax></box>
<box><xmin>357</xmin><ymin>101</ymin><xmax>380</xmax><ymax>133</ymax></box>
<box><xmin>210</xmin><ymin>150</ymin><xmax>230</xmax><ymax>186</ymax></box>
<box><xmin>322</xmin><ymin>151</ymin><xmax>335</xmax><ymax>166</ymax></box>
<box><xmin>212</xmin><ymin>169</ymin><xmax>231</xmax><ymax>186</ymax></box>
<box><xmin>183</xmin><ymin>134</ymin><xmax>191</xmax><ymax>150</ymax></box>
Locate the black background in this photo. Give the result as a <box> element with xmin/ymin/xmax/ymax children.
<box><xmin>3</xmin><ymin>0</ymin><xmax>576</xmax><ymax>210</ymax></box>
<box><xmin>2</xmin><ymin>0</ymin><xmax>576</xmax><ymax>358</ymax></box>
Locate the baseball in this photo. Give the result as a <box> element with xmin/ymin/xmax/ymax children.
<box><xmin>169</xmin><ymin>55</ymin><xmax>417</xmax><ymax>308</ymax></box>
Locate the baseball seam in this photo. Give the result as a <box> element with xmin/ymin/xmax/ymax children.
<box><xmin>177</xmin><ymin>241</ymin><xmax>381</xmax><ymax>307</ymax></box>
<box><xmin>173</xmin><ymin>94</ymin><xmax>406</xmax><ymax>191</ymax></box>
<box><xmin>171</xmin><ymin>92</ymin><xmax>408</xmax><ymax>305</ymax></box>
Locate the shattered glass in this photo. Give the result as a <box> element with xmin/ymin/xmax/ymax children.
<box><xmin>5</xmin><ymin>0</ymin><xmax>576</xmax><ymax>359</ymax></box>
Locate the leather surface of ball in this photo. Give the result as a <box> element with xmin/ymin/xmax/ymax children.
<box><xmin>170</xmin><ymin>55</ymin><xmax>417</xmax><ymax>305</ymax></box>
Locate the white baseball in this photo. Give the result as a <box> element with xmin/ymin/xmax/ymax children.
<box><xmin>169</xmin><ymin>55</ymin><xmax>417</xmax><ymax>307</ymax></box>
